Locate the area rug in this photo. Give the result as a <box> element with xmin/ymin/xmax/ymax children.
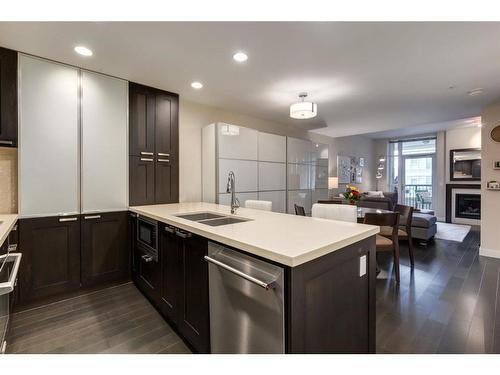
<box><xmin>435</xmin><ymin>222</ymin><xmax>471</xmax><ymax>242</ymax></box>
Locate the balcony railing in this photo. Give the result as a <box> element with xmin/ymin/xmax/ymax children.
<box><xmin>403</xmin><ymin>184</ymin><xmax>433</xmax><ymax>209</ymax></box>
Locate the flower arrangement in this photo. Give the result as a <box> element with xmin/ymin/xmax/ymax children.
<box><xmin>343</xmin><ymin>185</ymin><xmax>361</xmax><ymax>204</ymax></box>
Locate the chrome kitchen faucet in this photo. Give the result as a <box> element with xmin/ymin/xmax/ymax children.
<box><xmin>226</xmin><ymin>171</ymin><xmax>240</xmax><ymax>214</ymax></box>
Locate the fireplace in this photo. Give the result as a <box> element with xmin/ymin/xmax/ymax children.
<box><xmin>446</xmin><ymin>184</ymin><xmax>481</xmax><ymax>224</ymax></box>
<box><xmin>455</xmin><ymin>193</ymin><xmax>481</xmax><ymax>220</ymax></box>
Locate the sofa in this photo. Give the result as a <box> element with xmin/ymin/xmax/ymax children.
<box><xmin>358</xmin><ymin>191</ymin><xmax>398</xmax><ymax>211</ymax></box>
<box><xmin>358</xmin><ymin>191</ymin><xmax>437</xmax><ymax>243</ymax></box>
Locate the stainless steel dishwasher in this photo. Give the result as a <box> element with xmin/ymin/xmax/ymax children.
<box><xmin>205</xmin><ymin>242</ymin><xmax>285</xmax><ymax>354</ymax></box>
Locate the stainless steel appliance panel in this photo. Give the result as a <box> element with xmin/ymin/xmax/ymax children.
<box><xmin>207</xmin><ymin>242</ymin><xmax>285</xmax><ymax>353</ymax></box>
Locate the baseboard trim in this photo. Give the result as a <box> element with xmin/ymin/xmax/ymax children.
<box><xmin>479</xmin><ymin>247</ymin><xmax>500</xmax><ymax>259</ymax></box>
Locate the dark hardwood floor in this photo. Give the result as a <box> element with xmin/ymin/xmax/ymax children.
<box><xmin>6</xmin><ymin>282</ymin><xmax>191</xmax><ymax>354</ymax></box>
<box><xmin>376</xmin><ymin>226</ymin><xmax>500</xmax><ymax>353</ymax></box>
<box><xmin>6</xmin><ymin>227</ymin><xmax>498</xmax><ymax>354</ymax></box>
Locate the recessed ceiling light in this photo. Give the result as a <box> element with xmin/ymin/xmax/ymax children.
<box><xmin>74</xmin><ymin>46</ymin><xmax>93</xmax><ymax>56</ymax></box>
<box><xmin>233</xmin><ymin>52</ymin><xmax>248</xmax><ymax>63</ymax></box>
<box><xmin>191</xmin><ymin>81</ymin><xmax>203</xmax><ymax>89</ymax></box>
<box><xmin>467</xmin><ymin>88</ymin><xmax>483</xmax><ymax>96</ymax></box>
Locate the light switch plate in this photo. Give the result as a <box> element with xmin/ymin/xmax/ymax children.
<box><xmin>359</xmin><ymin>255</ymin><xmax>367</xmax><ymax>277</ymax></box>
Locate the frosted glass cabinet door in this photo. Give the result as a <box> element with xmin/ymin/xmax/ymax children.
<box><xmin>311</xmin><ymin>143</ymin><xmax>329</xmax><ymax>166</ymax></box>
<box><xmin>218</xmin><ymin>192</ymin><xmax>258</xmax><ymax>207</ymax></box>
<box><xmin>218</xmin><ymin>159</ymin><xmax>258</xmax><ymax>193</ymax></box>
<box><xmin>81</xmin><ymin>71</ymin><xmax>128</xmax><ymax>213</ymax></box>
<box><xmin>259</xmin><ymin>191</ymin><xmax>286</xmax><ymax>213</ymax></box>
<box><xmin>258</xmin><ymin>132</ymin><xmax>286</xmax><ymax>162</ymax></box>
<box><xmin>19</xmin><ymin>55</ymin><xmax>79</xmax><ymax>217</ymax></box>
<box><xmin>287</xmin><ymin>137</ymin><xmax>312</xmax><ymax>164</ymax></box>
<box><xmin>218</xmin><ymin>123</ymin><xmax>258</xmax><ymax>160</ymax></box>
<box><xmin>258</xmin><ymin>162</ymin><xmax>286</xmax><ymax>191</ymax></box>
<box><xmin>288</xmin><ymin>190</ymin><xmax>312</xmax><ymax>214</ymax></box>
<box><xmin>287</xmin><ymin>163</ymin><xmax>310</xmax><ymax>190</ymax></box>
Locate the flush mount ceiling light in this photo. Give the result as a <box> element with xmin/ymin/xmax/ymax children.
<box><xmin>233</xmin><ymin>51</ymin><xmax>248</xmax><ymax>63</ymax></box>
<box><xmin>74</xmin><ymin>46</ymin><xmax>93</xmax><ymax>56</ymax></box>
<box><xmin>290</xmin><ymin>93</ymin><xmax>317</xmax><ymax>119</ymax></box>
<box><xmin>191</xmin><ymin>81</ymin><xmax>203</xmax><ymax>89</ymax></box>
<box><xmin>467</xmin><ymin>88</ymin><xmax>483</xmax><ymax>96</ymax></box>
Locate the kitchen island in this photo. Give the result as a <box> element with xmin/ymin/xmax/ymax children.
<box><xmin>129</xmin><ymin>202</ymin><xmax>379</xmax><ymax>354</ymax></box>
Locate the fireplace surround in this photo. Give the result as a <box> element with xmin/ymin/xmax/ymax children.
<box><xmin>446</xmin><ymin>184</ymin><xmax>481</xmax><ymax>224</ymax></box>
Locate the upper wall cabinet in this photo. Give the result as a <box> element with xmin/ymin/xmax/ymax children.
<box><xmin>129</xmin><ymin>83</ymin><xmax>155</xmax><ymax>156</ymax></box>
<box><xmin>19</xmin><ymin>55</ymin><xmax>80</xmax><ymax>217</ymax></box>
<box><xmin>218</xmin><ymin>123</ymin><xmax>258</xmax><ymax>160</ymax></box>
<box><xmin>258</xmin><ymin>132</ymin><xmax>286</xmax><ymax>163</ymax></box>
<box><xmin>129</xmin><ymin>82</ymin><xmax>179</xmax><ymax>206</ymax></box>
<box><xmin>0</xmin><ymin>47</ymin><xmax>18</xmax><ymax>147</ymax></box>
<box><xmin>287</xmin><ymin>137</ymin><xmax>312</xmax><ymax>164</ymax></box>
<box><xmin>81</xmin><ymin>71</ymin><xmax>128</xmax><ymax>213</ymax></box>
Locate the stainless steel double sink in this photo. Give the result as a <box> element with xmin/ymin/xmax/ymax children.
<box><xmin>175</xmin><ymin>212</ymin><xmax>251</xmax><ymax>226</ymax></box>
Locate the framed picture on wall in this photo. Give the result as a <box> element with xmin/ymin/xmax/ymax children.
<box><xmin>337</xmin><ymin>155</ymin><xmax>351</xmax><ymax>184</ymax></box>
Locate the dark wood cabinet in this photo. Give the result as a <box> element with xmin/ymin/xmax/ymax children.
<box><xmin>129</xmin><ymin>156</ymin><xmax>155</xmax><ymax>206</ymax></box>
<box><xmin>129</xmin><ymin>83</ymin><xmax>155</xmax><ymax>157</ymax></box>
<box><xmin>177</xmin><ymin>231</ymin><xmax>210</xmax><ymax>353</ymax></box>
<box><xmin>18</xmin><ymin>216</ymin><xmax>81</xmax><ymax>304</ymax></box>
<box><xmin>81</xmin><ymin>211</ymin><xmax>129</xmax><ymax>287</ymax></box>
<box><xmin>0</xmin><ymin>47</ymin><xmax>17</xmax><ymax>147</ymax></box>
<box><xmin>158</xmin><ymin>225</ymin><xmax>179</xmax><ymax>324</ymax></box>
<box><xmin>129</xmin><ymin>82</ymin><xmax>179</xmax><ymax>206</ymax></box>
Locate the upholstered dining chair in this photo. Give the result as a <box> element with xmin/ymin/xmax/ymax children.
<box><xmin>364</xmin><ymin>212</ymin><xmax>401</xmax><ymax>284</ymax></box>
<box><xmin>294</xmin><ymin>204</ymin><xmax>306</xmax><ymax>216</ymax></box>
<box><xmin>245</xmin><ymin>200</ymin><xmax>272</xmax><ymax>211</ymax></box>
<box><xmin>311</xmin><ymin>203</ymin><xmax>357</xmax><ymax>223</ymax></box>
<box><xmin>380</xmin><ymin>204</ymin><xmax>415</xmax><ymax>268</ymax></box>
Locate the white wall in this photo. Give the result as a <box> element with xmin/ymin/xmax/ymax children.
<box><xmin>179</xmin><ymin>98</ymin><xmax>376</xmax><ymax>202</ymax></box>
<box><xmin>310</xmin><ymin>133</ymin><xmax>376</xmax><ymax>194</ymax></box>
<box><xmin>480</xmin><ymin>101</ymin><xmax>500</xmax><ymax>258</ymax></box>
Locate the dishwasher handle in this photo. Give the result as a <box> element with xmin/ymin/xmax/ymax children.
<box><xmin>0</xmin><ymin>253</ymin><xmax>22</xmax><ymax>296</ymax></box>
<box><xmin>204</xmin><ymin>255</ymin><xmax>276</xmax><ymax>290</ymax></box>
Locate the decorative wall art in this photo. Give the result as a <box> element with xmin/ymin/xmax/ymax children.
<box><xmin>337</xmin><ymin>155</ymin><xmax>364</xmax><ymax>184</ymax></box>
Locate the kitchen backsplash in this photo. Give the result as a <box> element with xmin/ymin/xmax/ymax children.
<box><xmin>0</xmin><ymin>146</ymin><xmax>18</xmax><ymax>213</ymax></box>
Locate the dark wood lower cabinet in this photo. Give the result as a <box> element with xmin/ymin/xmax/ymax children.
<box><xmin>177</xmin><ymin>232</ymin><xmax>210</xmax><ymax>353</ymax></box>
<box><xmin>287</xmin><ymin>236</ymin><xmax>376</xmax><ymax>353</ymax></box>
<box><xmin>158</xmin><ymin>225</ymin><xmax>179</xmax><ymax>324</ymax></box>
<box><xmin>134</xmin><ymin>222</ymin><xmax>210</xmax><ymax>353</ymax></box>
<box><xmin>81</xmin><ymin>211</ymin><xmax>129</xmax><ymax>287</ymax></box>
<box><xmin>18</xmin><ymin>216</ymin><xmax>81</xmax><ymax>304</ymax></box>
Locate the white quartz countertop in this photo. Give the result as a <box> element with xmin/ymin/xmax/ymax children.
<box><xmin>129</xmin><ymin>202</ymin><xmax>379</xmax><ymax>267</ymax></box>
<box><xmin>0</xmin><ymin>214</ymin><xmax>18</xmax><ymax>248</ymax></box>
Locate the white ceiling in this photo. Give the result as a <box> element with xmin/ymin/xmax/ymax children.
<box><xmin>0</xmin><ymin>22</ymin><xmax>499</xmax><ymax>138</ymax></box>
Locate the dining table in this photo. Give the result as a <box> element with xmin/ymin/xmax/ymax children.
<box><xmin>356</xmin><ymin>207</ymin><xmax>393</xmax><ymax>223</ymax></box>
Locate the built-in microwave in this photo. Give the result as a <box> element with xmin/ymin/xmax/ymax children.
<box><xmin>137</xmin><ymin>216</ymin><xmax>158</xmax><ymax>262</ymax></box>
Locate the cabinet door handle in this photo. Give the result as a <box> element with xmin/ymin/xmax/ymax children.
<box><xmin>175</xmin><ymin>230</ymin><xmax>192</xmax><ymax>239</ymax></box>
<box><xmin>140</xmin><ymin>158</ymin><xmax>153</xmax><ymax>162</ymax></box>
<box><xmin>84</xmin><ymin>215</ymin><xmax>101</xmax><ymax>220</ymax></box>
<box><xmin>141</xmin><ymin>254</ymin><xmax>153</xmax><ymax>263</ymax></box>
<box><xmin>140</xmin><ymin>151</ymin><xmax>154</xmax><ymax>156</ymax></box>
<box><xmin>158</xmin><ymin>153</ymin><xmax>170</xmax><ymax>157</ymax></box>
<box><xmin>157</xmin><ymin>158</ymin><xmax>170</xmax><ymax>163</ymax></box>
<box><xmin>0</xmin><ymin>140</ymin><xmax>14</xmax><ymax>146</ymax></box>
<box><xmin>164</xmin><ymin>226</ymin><xmax>175</xmax><ymax>234</ymax></box>
<box><xmin>59</xmin><ymin>217</ymin><xmax>77</xmax><ymax>222</ymax></box>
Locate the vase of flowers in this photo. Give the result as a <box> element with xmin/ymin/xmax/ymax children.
<box><xmin>343</xmin><ymin>185</ymin><xmax>361</xmax><ymax>205</ymax></box>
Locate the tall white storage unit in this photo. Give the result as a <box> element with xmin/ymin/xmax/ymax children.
<box><xmin>81</xmin><ymin>71</ymin><xmax>128</xmax><ymax>213</ymax></box>
<box><xmin>287</xmin><ymin>137</ymin><xmax>329</xmax><ymax>215</ymax></box>
<box><xmin>257</xmin><ymin>132</ymin><xmax>287</xmax><ymax>213</ymax></box>
<box><xmin>202</xmin><ymin>123</ymin><xmax>287</xmax><ymax>213</ymax></box>
<box><xmin>19</xmin><ymin>55</ymin><xmax>80</xmax><ymax>217</ymax></box>
<box><xmin>19</xmin><ymin>55</ymin><xmax>128</xmax><ymax>218</ymax></box>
